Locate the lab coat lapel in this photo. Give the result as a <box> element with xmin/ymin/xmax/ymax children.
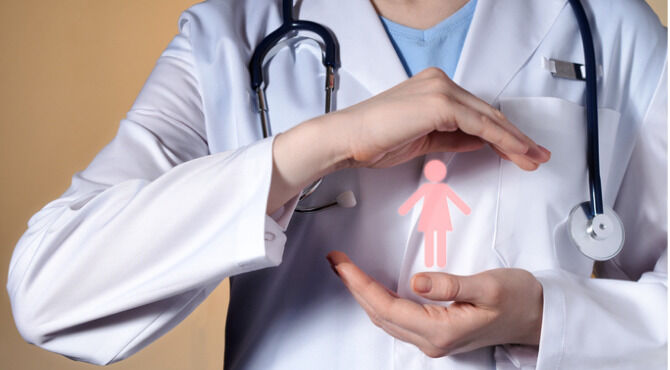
<box><xmin>453</xmin><ymin>0</ymin><xmax>567</xmax><ymax>104</ymax></box>
<box><xmin>299</xmin><ymin>0</ymin><xmax>409</xmax><ymax>96</ymax></box>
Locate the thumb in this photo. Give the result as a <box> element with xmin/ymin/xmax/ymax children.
<box><xmin>410</xmin><ymin>272</ymin><xmax>483</xmax><ymax>303</ymax></box>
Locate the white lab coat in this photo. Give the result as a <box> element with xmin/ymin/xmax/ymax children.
<box><xmin>7</xmin><ymin>0</ymin><xmax>667</xmax><ymax>368</ymax></box>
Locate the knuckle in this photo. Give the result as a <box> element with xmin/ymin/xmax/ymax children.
<box><xmin>480</xmin><ymin>113</ymin><xmax>492</xmax><ymax>126</ymax></box>
<box><xmin>423</xmin><ymin>66</ymin><xmax>447</xmax><ymax>78</ymax></box>
<box><xmin>480</xmin><ymin>115</ymin><xmax>506</xmax><ymax>141</ymax></box>
<box><xmin>478</xmin><ymin>114</ymin><xmax>494</xmax><ymax>133</ymax></box>
<box><xmin>429</xmin><ymin>96</ymin><xmax>450</xmax><ymax>118</ymax></box>
<box><xmin>443</xmin><ymin>276</ymin><xmax>461</xmax><ymax>299</ymax></box>
<box><xmin>426</xmin><ymin>77</ymin><xmax>449</xmax><ymax>93</ymax></box>
<box><xmin>428</xmin><ymin>91</ymin><xmax>451</xmax><ymax>106</ymax></box>
<box><xmin>493</xmin><ymin>108</ymin><xmax>507</xmax><ymax>121</ymax></box>
<box><xmin>429</xmin><ymin>95</ymin><xmax>458</xmax><ymax>131</ymax></box>
<box><xmin>490</xmin><ymin>130</ymin><xmax>506</xmax><ymax>146</ymax></box>
<box><xmin>431</xmin><ymin>276</ymin><xmax>452</xmax><ymax>298</ymax></box>
<box><xmin>439</xmin><ymin>119</ymin><xmax>458</xmax><ymax>132</ymax></box>
<box><xmin>433</xmin><ymin>92</ymin><xmax>453</xmax><ymax>106</ymax></box>
<box><xmin>374</xmin><ymin>305</ymin><xmax>390</xmax><ymax>321</ymax></box>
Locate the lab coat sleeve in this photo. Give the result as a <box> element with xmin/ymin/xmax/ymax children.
<box><xmin>528</xmin><ymin>61</ymin><xmax>668</xmax><ymax>369</ymax></box>
<box><xmin>6</xmin><ymin>14</ymin><xmax>299</xmax><ymax>366</ymax></box>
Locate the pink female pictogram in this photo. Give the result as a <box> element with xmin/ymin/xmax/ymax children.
<box><xmin>398</xmin><ymin>159</ymin><xmax>471</xmax><ymax>268</ymax></box>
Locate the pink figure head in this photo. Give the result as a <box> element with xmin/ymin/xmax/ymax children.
<box><xmin>424</xmin><ymin>160</ymin><xmax>447</xmax><ymax>182</ymax></box>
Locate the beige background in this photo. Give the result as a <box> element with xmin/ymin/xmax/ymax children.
<box><xmin>1</xmin><ymin>1</ymin><xmax>667</xmax><ymax>369</ymax></box>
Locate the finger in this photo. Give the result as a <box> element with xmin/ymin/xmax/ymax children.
<box><xmin>340</xmin><ymin>268</ymin><xmax>450</xmax><ymax>356</ymax></box>
<box><xmin>446</xmin><ymin>86</ymin><xmax>551</xmax><ymax>164</ymax></box>
<box><xmin>410</xmin><ymin>272</ymin><xmax>486</xmax><ymax>303</ymax></box>
<box><xmin>490</xmin><ymin>144</ymin><xmax>540</xmax><ymax>171</ymax></box>
<box><xmin>346</xmin><ymin>282</ymin><xmax>437</xmax><ymax>350</ymax></box>
<box><xmin>378</xmin><ymin>317</ymin><xmax>441</xmax><ymax>355</ymax></box>
<box><xmin>413</xmin><ymin>69</ymin><xmax>550</xmax><ymax>164</ymax></box>
<box><xmin>439</xmin><ymin>100</ymin><xmax>531</xmax><ymax>157</ymax></box>
<box><xmin>327</xmin><ymin>251</ymin><xmax>434</xmax><ymax>334</ymax></box>
<box><xmin>450</xmin><ymin>90</ymin><xmax>551</xmax><ymax>164</ymax></box>
<box><xmin>422</xmin><ymin>131</ymin><xmax>485</xmax><ymax>154</ymax></box>
<box><xmin>489</xmin><ymin>143</ymin><xmax>511</xmax><ymax>161</ymax></box>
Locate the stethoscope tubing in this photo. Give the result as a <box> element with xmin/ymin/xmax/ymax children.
<box><xmin>568</xmin><ymin>0</ymin><xmax>604</xmax><ymax>217</ymax></box>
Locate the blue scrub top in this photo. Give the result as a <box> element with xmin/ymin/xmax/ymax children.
<box><xmin>380</xmin><ymin>0</ymin><xmax>477</xmax><ymax>78</ymax></box>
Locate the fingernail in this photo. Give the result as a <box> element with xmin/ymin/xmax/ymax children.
<box><xmin>413</xmin><ymin>275</ymin><xmax>432</xmax><ymax>293</ymax></box>
<box><xmin>326</xmin><ymin>256</ymin><xmax>340</xmax><ymax>277</ymax></box>
<box><xmin>526</xmin><ymin>145</ymin><xmax>549</xmax><ymax>162</ymax></box>
<box><xmin>539</xmin><ymin>145</ymin><xmax>552</xmax><ymax>158</ymax></box>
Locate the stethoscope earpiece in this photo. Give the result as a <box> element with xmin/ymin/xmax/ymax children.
<box><xmin>335</xmin><ymin>190</ymin><xmax>357</xmax><ymax>208</ymax></box>
<box><xmin>295</xmin><ymin>190</ymin><xmax>356</xmax><ymax>213</ymax></box>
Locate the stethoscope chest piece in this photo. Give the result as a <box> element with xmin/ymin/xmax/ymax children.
<box><xmin>568</xmin><ymin>201</ymin><xmax>625</xmax><ymax>261</ymax></box>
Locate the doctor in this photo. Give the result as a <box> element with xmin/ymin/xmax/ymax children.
<box><xmin>7</xmin><ymin>0</ymin><xmax>667</xmax><ymax>369</ymax></box>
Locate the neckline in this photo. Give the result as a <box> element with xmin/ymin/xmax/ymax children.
<box><xmin>379</xmin><ymin>0</ymin><xmax>477</xmax><ymax>42</ymax></box>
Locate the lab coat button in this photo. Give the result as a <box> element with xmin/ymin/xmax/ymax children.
<box><xmin>264</xmin><ymin>232</ymin><xmax>276</xmax><ymax>241</ymax></box>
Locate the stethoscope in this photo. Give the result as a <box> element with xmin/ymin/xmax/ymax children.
<box><xmin>248</xmin><ymin>0</ymin><xmax>625</xmax><ymax>261</ymax></box>
<box><xmin>248</xmin><ymin>0</ymin><xmax>356</xmax><ymax>213</ymax></box>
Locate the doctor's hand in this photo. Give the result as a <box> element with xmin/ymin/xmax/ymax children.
<box><xmin>328</xmin><ymin>67</ymin><xmax>551</xmax><ymax>171</ymax></box>
<box><xmin>268</xmin><ymin>67</ymin><xmax>551</xmax><ymax>214</ymax></box>
<box><xmin>326</xmin><ymin>251</ymin><xmax>544</xmax><ymax>358</ymax></box>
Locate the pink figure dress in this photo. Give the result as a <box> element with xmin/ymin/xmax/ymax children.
<box><xmin>416</xmin><ymin>183</ymin><xmax>463</xmax><ymax>232</ymax></box>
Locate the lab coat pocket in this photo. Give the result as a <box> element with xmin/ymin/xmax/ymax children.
<box><xmin>494</xmin><ymin>97</ymin><xmax>620</xmax><ymax>275</ymax></box>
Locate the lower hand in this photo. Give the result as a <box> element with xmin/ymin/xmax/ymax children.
<box><xmin>326</xmin><ymin>251</ymin><xmax>544</xmax><ymax>358</ymax></box>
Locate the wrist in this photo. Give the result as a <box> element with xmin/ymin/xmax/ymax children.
<box><xmin>267</xmin><ymin>114</ymin><xmax>351</xmax><ymax>214</ymax></box>
<box><xmin>510</xmin><ymin>274</ymin><xmax>544</xmax><ymax>346</ymax></box>
<box><xmin>303</xmin><ymin>113</ymin><xmax>353</xmax><ymax>172</ymax></box>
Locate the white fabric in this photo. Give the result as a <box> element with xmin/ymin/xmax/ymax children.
<box><xmin>6</xmin><ymin>0</ymin><xmax>667</xmax><ymax>369</ymax></box>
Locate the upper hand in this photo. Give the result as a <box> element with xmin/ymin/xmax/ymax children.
<box><xmin>326</xmin><ymin>251</ymin><xmax>544</xmax><ymax>358</ymax></box>
<box><xmin>325</xmin><ymin>67</ymin><xmax>551</xmax><ymax>170</ymax></box>
<box><xmin>268</xmin><ymin>67</ymin><xmax>552</xmax><ymax>214</ymax></box>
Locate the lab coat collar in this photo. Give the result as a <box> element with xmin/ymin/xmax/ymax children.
<box><xmin>300</xmin><ymin>0</ymin><xmax>567</xmax><ymax>102</ymax></box>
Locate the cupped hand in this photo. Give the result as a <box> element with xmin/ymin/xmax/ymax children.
<box><xmin>325</xmin><ymin>251</ymin><xmax>544</xmax><ymax>358</ymax></box>
<box><xmin>328</xmin><ymin>67</ymin><xmax>551</xmax><ymax>170</ymax></box>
